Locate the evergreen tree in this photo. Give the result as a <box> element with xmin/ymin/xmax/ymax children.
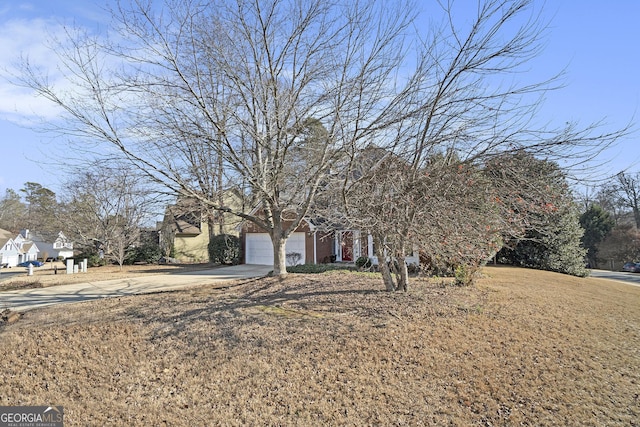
<box><xmin>492</xmin><ymin>154</ymin><xmax>588</xmax><ymax>276</ymax></box>
<box><xmin>579</xmin><ymin>204</ymin><xmax>615</xmax><ymax>268</ymax></box>
<box><xmin>498</xmin><ymin>200</ymin><xmax>588</xmax><ymax>276</ymax></box>
<box><xmin>0</xmin><ymin>189</ymin><xmax>27</xmax><ymax>233</ymax></box>
<box><xmin>541</xmin><ymin>201</ymin><xmax>588</xmax><ymax>276</ymax></box>
<box><xmin>20</xmin><ymin>182</ymin><xmax>59</xmax><ymax>233</ymax></box>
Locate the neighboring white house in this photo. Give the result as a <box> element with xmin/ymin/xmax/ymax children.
<box><xmin>14</xmin><ymin>230</ymin><xmax>40</xmax><ymax>263</ymax></box>
<box><xmin>0</xmin><ymin>228</ymin><xmax>41</xmax><ymax>267</ymax></box>
<box><xmin>0</xmin><ymin>228</ymin><xmax>20</xmax><ymax>267</ymax></box>
<box><xmin>0</xmin><ymin>230</ymin><xmax>74</xmax><ymax>266</ymax></box>
<box><xmin>30</xmin><ymin>231</ymin><xmax>74</xmax><ymax>260</ymax></box>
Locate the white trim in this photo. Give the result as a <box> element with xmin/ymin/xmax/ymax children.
<box><xmin>313</xmin><ymin>230</ymin><xmax>317</xmax><ymax>264</ymax></box>
<box><xmin>354</xmin><ymin>230</ymin><xmax>361</xmax><ymax>259</ymax></box>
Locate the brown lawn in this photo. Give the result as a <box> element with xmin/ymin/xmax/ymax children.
<box><xmin>0</xmin><ymin>262</ymin><xmax>214</xmax><ymax>291</ymax></box>
<box><xmin>0</xmin><ymin>266</ymin><xmax>639</xmax><ymax>426</ymax></box>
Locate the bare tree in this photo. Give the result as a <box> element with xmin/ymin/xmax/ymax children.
<box><xmin>60</xmin><ymin>165</ymin><xmax>159</xmax><ymax>268</ymax></box>
<box><xmin>597</xmin><ymin>225</ymin><xmax>640</xmax><ymax>269</ymax></box>
<box><xmin>590</xmin><ymin>183</ymin><xmax>626</xmax><ymax>225</ymax></box>
<box><xmin>331</xmin><ymin>147</ymin><xmax>502</xmax><ymax>291</ymax></box>
<box><xmin>327</xmin><ymin>0</ymin><xmax>624</xmax><ymax>290</ymax></box>
<box><xmin>13</xmin><ymin>0</ymin><xmax>626</xmax><ymax>281</ymax></box>
<box><xmin>15</xmin><ymin>0</ymin><xmax>416</xmax><ymax>277</ymax></box>
<box><xmin>614</xmin><ymin>172</ymin><xmax>640</xmax><ymax>229</ymax></box>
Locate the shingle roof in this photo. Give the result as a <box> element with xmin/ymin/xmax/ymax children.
<box><xmin>0</xmin><ymin>228</ymin><xmax>14</xmax><ymax>245</ymax></box>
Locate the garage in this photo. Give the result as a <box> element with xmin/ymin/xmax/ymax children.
<box><xmin>245</xmin><ymin>232</ymin><xmax>306</xmax><ymax>266</ymax></box>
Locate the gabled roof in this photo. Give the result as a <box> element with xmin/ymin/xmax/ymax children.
<box><xmin>0</xmin><ymin>228</ymin><xmax>14</xmax><ymax>246</ymax></box>
<box><xmin>21</xmin><ymin>242</ymin><xmax>39</xmax><ymax>253</ymax></box>
<box><xmin>30</xmin><ymin>231</ymin><xmax>71</xmax><ymax>244</ymax></box>
<box><xmin>164</xmin><ymin>204</ymin><xmax>202</xmax><ymax>235</ymax></box>
<box><xmin>173</xmin><ymin>217</ymin><xmax>202</xmax><ymax>235</ymax></box>
<box><xmin>29</xmin><ymin>232</ymin><xmax>57</xmax><ymax>243</ymax></box>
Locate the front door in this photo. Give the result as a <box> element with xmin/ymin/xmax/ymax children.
<box><xmin>341</xmin><ymin>231</ymin><xmax>353</xmax><ymax>262</ymax></box>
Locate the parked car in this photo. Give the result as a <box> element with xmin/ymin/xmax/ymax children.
<box><xmin>622</xmin><ymin>262</ymin><xmax>640</xmax><ymax>272</ymax></box>
<box><xmin>17</xmin><ymin>260</ymin><xmax>44</xmax><ymax>268</ymax></box>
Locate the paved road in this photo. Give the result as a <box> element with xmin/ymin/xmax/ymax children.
<box><xmin>589</xmin><ymin>269</ymin><xmax>640</xmax><ymax>288</ymax></box>
<box><xmin>0</xmin><ymin>264</ymin><xmax>273</xmax><ymax>312</ymax></box>
<box><xmin>0</xmin><ymin>270</ymin><xmax>26</xmax><ymax>282</ymax></box>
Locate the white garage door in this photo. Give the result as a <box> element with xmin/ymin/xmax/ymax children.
<box><xmin>245</xmin><ymin>232</ymin><xmax>306</xmax><ymax>266</ymax></box>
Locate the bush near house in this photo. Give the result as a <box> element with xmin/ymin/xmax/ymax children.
<box><xmin>71</xmin><ymin>251</ymin><xmax>107</xmax><ymax>267</ymax></box>
<box><xmin>124</xmin><ymin>244</ymin><xmax>163</xmax><ymax>265</ymax></box>
<box><xmin>355</xmin><ymin>256</ymin><xmax>372</xmax><ymax>270</ymax></box>
<box><xmin>208</xmin><ymin>234</ymin><xmax>241</xmax><ymax>265</ymax></box>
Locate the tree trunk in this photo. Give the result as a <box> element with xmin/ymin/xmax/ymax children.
<box><xmin>396</xmin><ymin>255</ymin><xmax>409</xmax><ymax>292</ymax></box>
<box><xmin>217</xmin><ymin>155</ymin><xmax>225</xmax><ymax>235</ymax></box>
<box><xmin>271</xmin><ymin>232</ymin><xmax>288</xmax><ymax>277</ymax></box>
<box><xmin>379</xmin><ymin>260</ymin><xmax>395</xmax><ymax>291</ymax></box>
<box><xmin>207</xmin><ymin>213</ymin><xmax>216</xmax><ymax>263</ymax></box>
<box><xmin>374</xmin><ymin>234</ymin><xmax>395</xmax><ymax>291</ymax></box>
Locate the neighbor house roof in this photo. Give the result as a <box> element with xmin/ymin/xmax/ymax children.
<box><xmin>21</xmin><ymin>242</ymin><xmax>37</xmax><ymax>253</ymax></box>
<box><xmin>164</xmin><ymin>205</ymin><xmax>202</xmax><ymax>235</ymax></box>
<box><xmin>0</xmin><ymin>228</ymin><xmax>14</xmax><ymax>245</ymax></box>
<box><xmin>173</xmin><ymin>217</ymin><xmax>202</xmax><ymax>235</ymax></box>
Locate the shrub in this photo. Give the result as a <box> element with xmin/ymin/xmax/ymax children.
<box><xmin>72</xmin><ymin>252</ymin><xmax>107</xmax><ymax>267</ymax></box>
<box><xmin>454</xmin><ymin>264</ymin><xmax>478</xmax><ymax>286</ymax></box>
<box><xmin>355</xmin><ymin>256</ymin><xmax>372</xmax><ymax>270</ymax></box>
<box><xmin>124</xmin><ymin>244</ymin><xmax>163</xmax><ymax>265</ymax></box>
<box><xmin>286</xmin><ymin>252</ymin><xmax>302</xmax><ymax>266</ymax></box>
<box><xmin>287</xmin><ymin>264</ymin><xmax>358</xmax><ymax>274</ymax></box>
<box><xmin>407</xmin><ymin>262</ymin><xmax>421</xmax><ymax>275</ymax></box>
<box><xmin>208</xmin><ymin>234</ymin><xmax>241</xmax><ymax>265</ymax></box>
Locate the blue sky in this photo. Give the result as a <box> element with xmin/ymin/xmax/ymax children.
<box><xmin>0</xmin><ymin>0</ymin><xmax>638</xmax><ymax>197</ymax></box>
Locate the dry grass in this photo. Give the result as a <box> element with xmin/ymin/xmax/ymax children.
<box><xmin>1</xmin><ymin>266</ymin><xmax>639</xmax><ymax>426</ymax></box>
<box><xmin>0</xmin><ymin>262</ymin><xmax>213</xmax><ymax>291</ymax></box>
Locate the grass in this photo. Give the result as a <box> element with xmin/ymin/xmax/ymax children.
<box><xmin>286</xmin><ymin>263</ymin><xmax>358</xmax><ymax>274</ymax></box>
<box><xmin>0</xmin><ymin>261</ymin><xmax>216</xmax><ymax>291</ymax></box>
<box><xmin>1</xmin><ymin>266</ymin><xmax>639</xmax><ymax>426</ymax></box>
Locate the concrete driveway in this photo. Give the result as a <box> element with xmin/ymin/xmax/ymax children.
<box><xmin>0</xmin><ymin>264</ymin><xmax>273</xmax><ymax>312</ymax></box>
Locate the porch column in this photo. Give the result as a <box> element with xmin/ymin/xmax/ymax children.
<box><xmin>313</xmin><ymin>231</ymin><xmax>317</xmax><ymax>264</ymax></box>
<box><xmin>334</xmin><ymin>232</ymin><xmax>341</xmax><ymax>262</ymax></box>
<box><xmin>353</xmin><ymin>230</ymin><xmax>361</xmax><ymax>259</ymax></box>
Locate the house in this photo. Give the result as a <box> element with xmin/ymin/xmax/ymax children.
<box><xmin>160</xmin><ymin>195</ymin><xmax>243</xmax><ymax>263</ymax></box>
<box><xmin>29</xmin><ymin>231</ymin><xmax>74</xmax><ymax>260</ymax></box>
<box><xmin>241</xmin><ymin>219</ymin><xmax>418</xmax><ymax>267</ymax></box>
<box><xmin>0</xmin><ymin>228</ymin><xmax>20</xmax><ymax>267</ymax></box>
<box><xmin>238</xmin><ymin>205</ymin><xmax>380</xmax><ymax>266</ymax></box>
<box><xmin>240</xmin><ymin>144</ymin><xmax>419</xmax><ymax>267</ymax></box>
<box><xmin>162</xmin><ymin>197</ymin><xmax>339</xmax><ymax>266</ymax></box>
<box><xmin>240</xmin><ymin>215</ymin><xmax>334</xmax><ymax>266</ymax></box>
<box><xmin>14</xmin><ymin>230</ymin><xmax>41</xmax><ymax>263</ymax></box>
<box><xmin>161</xmin><ymin>204</ymin><xmax>209</xmax><ymax>262</ymax></box>
<box><xmin>0</xmin><ymin>228</ymin><xmax>41</xmax><ymax>267</ymax></box>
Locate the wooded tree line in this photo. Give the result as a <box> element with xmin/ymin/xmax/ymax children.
<box><xmin>9</xmin><ymin>0</ymin><xmax>628</xmax><ymax>288</ymax></box>
<box><xmin>579</xmin><ymin>171</ymin><xmax>640</xmax><ymax>269</ymax></box>
<box><xmin>0</xmin><ymin>165</ymin><xmax>162</xmax><ymax>268</ymax></box>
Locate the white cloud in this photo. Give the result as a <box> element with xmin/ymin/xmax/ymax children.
<box><xmin>0</xmin><ymin>17</ymin><xmax>69</xmax><ymax>122</ymax></box>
